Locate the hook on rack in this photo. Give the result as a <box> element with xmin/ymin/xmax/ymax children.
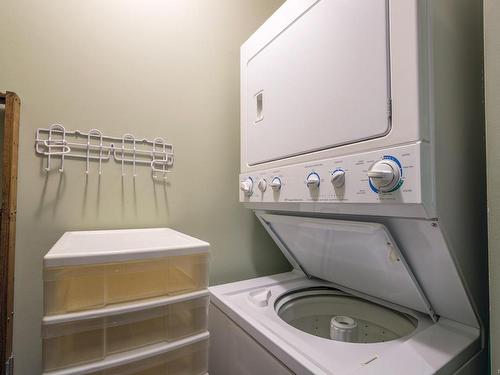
<box><xmin>120</xmin><ymin>134</ymin><xmax>137</xmax><ymax>178</ymax></box>
<box><xmin>87</xmin><ymin>129</ymin><xmax>104</xmax><ymax>175</ymax></box>
<box><xmin>152</xmin><ymin>137</ymin><xmax>172</xmax><ymax>180</ymax></box>
<box><xmin>44</xmin><ymin>124</ymin><xmax>70</xmax><ymax>173</ymax></box>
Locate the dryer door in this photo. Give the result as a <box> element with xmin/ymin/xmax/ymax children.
<box><xmin>256</xmin><ymin>213</ymin><xmax>436</xmax><ymax>321</ymax></box>
<box><xmin>244</xmin><ymin>0</ymin><xmax>391</xmax><ymax>166</ymax></box>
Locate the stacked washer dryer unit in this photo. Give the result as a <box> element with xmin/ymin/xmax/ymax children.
<box><xmin>209</xmin><ymin>0</ymin><xmax>487</xmax><ymax>374</ymax></box>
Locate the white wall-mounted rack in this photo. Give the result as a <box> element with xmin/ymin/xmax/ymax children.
<box><xmin>35</xmin><ymin>124</ymin><xmax>174</xmax><ymax>180</ymax></box>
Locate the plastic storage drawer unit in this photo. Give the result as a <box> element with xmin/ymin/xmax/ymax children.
<box><xmin>43</xmin><ymin>228</ymin><xmax>209</xmax><ymax>315</ymax></box>
<box><xmin>43</xmin><ymin>333</ymin><xmax>209</xmax><ymax>375</ymax></box>
<box><xmin>42</xmin><ymin>291</ymin><xmax>209</xmax><ymax>372</ymax></box>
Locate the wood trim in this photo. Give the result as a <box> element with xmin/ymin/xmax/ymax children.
<box><xmin>0</xmin><ymin>92</ymin><xmax>20</xmax><ymax>374</ymax></box>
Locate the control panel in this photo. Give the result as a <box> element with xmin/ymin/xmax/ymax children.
<box><xmin>239</xmin><ymin>143</ymin><xmax>424</xmax><ymax>205</ymax></box>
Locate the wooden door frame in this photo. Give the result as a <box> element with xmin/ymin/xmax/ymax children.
<box><xmin>0</xmin><ymin>92</ymin><xmax>20</xmax><ymax>375</ymax></box>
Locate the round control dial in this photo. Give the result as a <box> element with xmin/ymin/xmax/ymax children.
<box><xmin>240</xmin><ymin>177</ymin><xmax>253</xmax><ymax>196</ymax></box>
<box><xmin>331</xmin><ymin>169</ymin><xmax>345</xmax><ymax>188</ymax></box>
<box><xmin>367</xmin><ymin>157</ymin><xmax>403</xmax><ymax>193</ymax></box>
<box><xmin>257</xmin><ymin>179</ymin><xmax>267</xmax><ymax>192</ymax></box>
<box><xmin>306</xmin><ymin>172</ymin><xmax>320</xmax><ymax>189</ymax></box>
<box><xmin>270</xmin><ymin>177</ymin><xmax>281</xmax><ymax>191</ymax></box>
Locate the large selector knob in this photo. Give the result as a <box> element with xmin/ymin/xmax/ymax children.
<box><xmin>331</xmin><ymin>169</ymin><xmax>345</xmax><ymax>188</ymax></box>
<box><xmin>367</xmin><ymin>157</ymin><xmax>402</xmax><ymax>193</ymax></box>
<box><xmin>306</xmin><ymin>172</ymin><xmax>320</xmax><ymax>189</ymax></box>
<box><xmin>270</xmin><ymin>177</ymin><xmax>281</xmax><ymax>191</ymax></box>
<box><xmin>240</xmin><ymin>177</ymin><xmax>254</xmax><ymax>196</ymax></box>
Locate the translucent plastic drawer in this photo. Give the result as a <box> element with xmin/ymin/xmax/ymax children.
<box><xmin>44</xmin><ymin>254</ymin><xmax>209</xmax><ymax>315</ymax></box>
<box><xmin>44</xmin><ymin>266</ymin><xmax>106</xmax><ymax>315</ymax></box>
<box><xmin>167</xmin><ymin>254</ymin><xmax>209</xmax><ymax>296</ymax></box>
<box><xmin>89</xmin><ymin>338</ymin><xmax>209</xmax><ymax>375</ymax></box>
<box><xmin>43</xmin><ymin>317</ymin><xmax>105</xmax><ymax>371</ymax></box>
<box><xmin>106</xmin><ymin>296</ymin><xmax>209</xmax><ymax>355</ymax></box>
<box><xmin>42</xmin><ymin>293</ymin><xmax>209</xmax><ymax>372</ymax></box>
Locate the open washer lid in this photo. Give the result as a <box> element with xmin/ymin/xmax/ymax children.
<box><xmin>257</xmin><ymin>213</ymin><xmax>437</xmax><ymax>322</ymax></box>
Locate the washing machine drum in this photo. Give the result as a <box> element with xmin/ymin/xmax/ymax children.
<box><xmin>275</xmin><ymin>287</ymin><xmax>417</xmax><ymax>344</ymax></box>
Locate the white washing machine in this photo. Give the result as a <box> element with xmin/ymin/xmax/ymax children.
<box><xmin>210</xmin><ymin>0</ymin><xmax>487</xmax><ymax>374</ymax></box>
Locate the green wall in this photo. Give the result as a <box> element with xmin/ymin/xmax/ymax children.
<box><xmin>485</xmin><ymin>1</ymin><xmax>500</xmax><ymax>373</ymax></box>
<box><xmin>0</xmin><ymin>1</ymin><xmax>289</xmax><ymax>373</ymax></box>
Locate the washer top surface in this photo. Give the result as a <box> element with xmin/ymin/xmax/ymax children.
<box><xmin>209</xmin><ymin>272</ymin><xmax>480</xmax><ymax>375</ymax></box>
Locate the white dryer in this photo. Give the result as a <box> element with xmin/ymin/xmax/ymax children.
<box><xmin>210</xmin><ymin>0</ymin><xmax>487</xmax><ymax>374</ymax></box>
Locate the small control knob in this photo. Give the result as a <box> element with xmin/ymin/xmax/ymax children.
<box><xmin>270</xmin><ymin>177</ymin><xmax>281</xmax><ymax>191</ymax></box>
<box><xmin>306</xmin><ymin>173</ymin><xmax>320</xmax><ymax>189</ymax></box>
<box><xmin>331</xmin><ymin>169</ymin><xmax>345</xmax><ymax>188</ymax></box>
<box><xmin>367</xmin><ymin>158</ymin><xmax>402</xmax><ymax>193</ymax></box>
<box><xmin>257</xmin><ymin>179</ymin><xmax>267</xmax><ymax>192</ymax></box>
<box><xmin>240</xmin><ymin>178</ymin><xmax>253</xmax><ymax>196</ymax></box>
